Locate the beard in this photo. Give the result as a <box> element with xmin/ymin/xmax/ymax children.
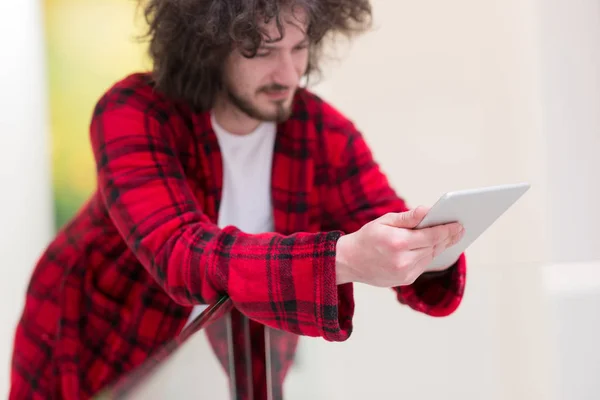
<box><xmin>225</xmin><ymin>83</ymin><xmax>294</xmax><ymax>123</ymax></box>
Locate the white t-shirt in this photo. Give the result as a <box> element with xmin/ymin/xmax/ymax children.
<box><xmin>182</xmin><ymin>114</ymin><xmax>277</xmax><ymax>328</ymax></box>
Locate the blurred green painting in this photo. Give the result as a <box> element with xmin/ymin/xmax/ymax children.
<box><xmin>44</xmin><ymin>0</ymin><xmax>150</xmax><ymax>229</ymax></box>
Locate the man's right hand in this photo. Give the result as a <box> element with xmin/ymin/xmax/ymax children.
<box><xmin>334</xmin><ymin>206</ymin><xmax>464</xmax><ymax>287</ymax></box>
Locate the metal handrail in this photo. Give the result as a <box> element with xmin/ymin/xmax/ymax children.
<box><xmin>94</xmin><ymin>295</ymin><xmax>234</xmax><ymax>399</ymax></box>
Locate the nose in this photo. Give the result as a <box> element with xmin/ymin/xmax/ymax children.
<box><xmin>272</xmin><ymin>51</ymin><xmax>299</xmax><ymax>87</ymax></box>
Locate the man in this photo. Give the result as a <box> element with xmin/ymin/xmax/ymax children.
<box><xmin>10</xmin><ymin>0</ymin><xmax>467</xmax><ymax>399</ymax></box>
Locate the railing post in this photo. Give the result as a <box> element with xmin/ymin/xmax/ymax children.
<box><xmin>226</xmin><ymin>309</ymin><xmax>278</xmax><ymax>400</ymax></box>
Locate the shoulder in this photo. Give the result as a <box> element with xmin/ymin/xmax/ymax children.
<box><xmin>89</xmin><ymin>72</ymin><xmax>203</xmax><ymax>149</ymax></box>
<box><xmin>92</xmin><ymin>72</ymin><xmax>193</xmax><ymax>126</ymax></box>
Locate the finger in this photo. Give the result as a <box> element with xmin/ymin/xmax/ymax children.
<box><xmin>403</xmin><ymin>222</ymin><xmax>463</xmax><ymax>249</ymax></box>
<box><xmin>412</xmin><ymin>227</ymin><xmax>463</xmax><ymax>261</ymax></box>
<box><xmin>431</xmin><ymin>227</ymin><xmax>464</xmax><ymax>251</ymax></box>
<box><xmin>400</xmin><ymin>247</ymin><xmax>431</xmax><ymax>280</ymax></box>
<box><xmin>402</xmin><ymin>228</ymin><xmax>464</xmax><ymax>275</ymax></box>
<box><xmin>447</xmin><ymin>228</ymin><xmax>465</xmax><ymax>247</ymax></box>
<box><xmin>380</xmin><ymin>206</ymin><xmax>430</xmax><ymax>229</ymax></box>
<box><xmin>409</xmin><ymin>245</ymin><xmax>440</xmax><ymax>272</ymax></box>
<box><xmin>407</xmin><ymin>246</ymin><xmax>434</xmax><ymax>263</ymax></box>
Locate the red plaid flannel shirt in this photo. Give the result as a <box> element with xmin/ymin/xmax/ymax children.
<box><xmin>10</xmin><ymin>73</ymin><xmax>467</xmax><ymax>399</ymax></box>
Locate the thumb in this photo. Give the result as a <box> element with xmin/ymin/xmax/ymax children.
<box><xmin>382</xmin><ymin>206</ymin><xmax>429</xmax><ymax>229</ymax></box>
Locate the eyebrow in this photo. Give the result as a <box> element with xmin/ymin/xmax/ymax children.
<box><xmin>260</xmin><ymin>37</ymin><xmax>309</xmax><ymax>50</ymax></box>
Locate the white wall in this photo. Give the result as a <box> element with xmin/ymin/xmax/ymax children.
<box><xmin>541</xmin><ymin>0</ymin><xmax>600</xmax><ymax>263</ymax></box>
<box><xmin>543</xmin><ymin>263</ymin><xmax>600</xmax><ymax>400</ymax></box>
<box><xmin>0</xmin><ymin>0</ymin><xmax>54</xmax><ymax>397</ymax></box>
<box><xmin>539</xmin><ymin>0</ymin><xmax>600</xmax><ymax>398</ymax></box>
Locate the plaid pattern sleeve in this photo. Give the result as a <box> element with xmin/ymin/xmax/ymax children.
<box><xmin>90</xmin><ymin>93</ymin><xmax>352</xmax><ymax>342</ymax></box>
<box><xmin>319</xmin><ymin>101</ymin><xmax>466</xmax><ymax>317</ymax></box>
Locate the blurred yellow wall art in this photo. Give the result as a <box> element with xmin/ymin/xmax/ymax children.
<box><xmin>44</xmin><ymin>0</ymin><xmax>150</xmax><ymax>229</ymax></box>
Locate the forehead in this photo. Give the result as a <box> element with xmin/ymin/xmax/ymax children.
<box><xmin>260</xmin><ymin>6</ymin><xmax>309</xmax><ymax>43</ymax></box>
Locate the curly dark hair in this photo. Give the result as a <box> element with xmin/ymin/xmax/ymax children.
<box><xmin>140</xmin><ymin>0</ymin><xmax>373</xmax><ymax>112</ymax></box>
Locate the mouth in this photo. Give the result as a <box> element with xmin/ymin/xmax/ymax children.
<box><xmin>259</xmin><ymin>84</ymin><xmax>293</xmax><ymax>101</ymax></box>
<box><xmin>262</xmin><ymin>89</ymin><xmax>290</xmax><ymax>101</ymax></box>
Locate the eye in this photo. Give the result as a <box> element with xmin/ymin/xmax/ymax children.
<box><xmin>293</xmin><ymin>43</ymin><xmax>309</xmax><ymax>52</ymax></box>
<box><xmin>254</xmin><ymin>49</ymin><xmax>272</xmax><ymax>58</ymax></box>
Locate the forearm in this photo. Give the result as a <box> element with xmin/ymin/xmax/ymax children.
<box><xmin>216</xmin><ymin>228</ymin><xmax>354</xmax><ymax>340</ymax></box>
<box><xmin>128</xmin><ymin>215</ymin><xmax>355</xmax><ymax>340</ymax></box>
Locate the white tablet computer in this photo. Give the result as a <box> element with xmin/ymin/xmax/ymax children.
<box><xmin>415</xmin><ymin>182</ymin><xmax>531</xmax><ymax>270</ymax></box>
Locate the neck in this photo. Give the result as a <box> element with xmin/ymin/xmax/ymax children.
<box><xmin>212</xmin><ymin>95</ymin><xmax>261</xmax><ymax>135</ymax></box>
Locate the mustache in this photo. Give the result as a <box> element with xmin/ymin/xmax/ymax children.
<box><xmin>258</xmin><ymin>83</ymin><xmax>290</xmax><ymax>93</ymax></box>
